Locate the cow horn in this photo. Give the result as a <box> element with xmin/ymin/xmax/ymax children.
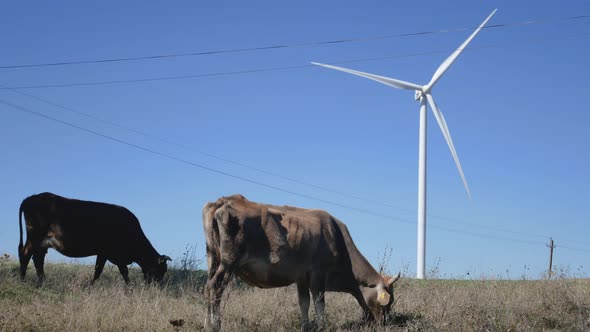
<box><xmin>159</xmin><ymin>255</ymin><xmax>172</xmax><ymax>263</ymax></box>
<box><xmin>387</xmin><ymin>272</ymin><xmax>401</xmax><ymax>287</ymax></box>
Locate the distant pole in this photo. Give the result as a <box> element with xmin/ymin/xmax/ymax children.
<box><xmin>546</xmin><ymin>238</ymin><xmax>555</xmax><ymax>279</ymax></box>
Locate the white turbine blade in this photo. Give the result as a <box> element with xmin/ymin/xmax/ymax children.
<box><xmin>426</xmin><ymin>9</ymin><xmax>497</xmax><ymax>90</ymax></box>
<box><xmin>426</xmin><ymin>94</ymin><xmax>472</xmax><ymax>199</ymax></box>
<box><xmin>311</xmin><ymin>62</ymin><xmax>421</xmax><ymax>91</ymax></box>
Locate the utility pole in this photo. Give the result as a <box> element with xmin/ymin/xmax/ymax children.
<box><xmin>546</xmin><ymin>238</ymin><xmax>555</xmax><ymax>279</ymax></box>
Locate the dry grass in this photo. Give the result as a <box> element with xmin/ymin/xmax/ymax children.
<box><xmin>0</xmin><ymin>254</ymin><xmax>588</xmax><ymax>331</ymax></box>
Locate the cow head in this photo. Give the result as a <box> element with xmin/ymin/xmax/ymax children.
<box><xmin>144</xmin><ymin>255</ymin><xmax>171</xmax><ymax>284</ymax></box>
<box><xmin>361</xmin><ymin>272</ymin><xmax>400</xmax><ymax>324</ymax></box>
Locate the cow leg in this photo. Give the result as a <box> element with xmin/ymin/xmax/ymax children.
<box><xmin>92</xmin><ymin>256</ymin><xmax>107</xmax><ymax>283</ymax></box>
<box><xmin>205</xmin><ymin>244</ymin><xmax>220</xmax><ymax>281</ymax></box>
<box><xmin>205</xmin><ymin>264</ymin><xmax>233</xmax><ymax>331</ymax></box>
<box><xmin>352</xmin><ymin>291</ymin><xmax>373</xmax><ymax>322</ymax></box>
<box><xmin>32</xmin><ymin>249</ymin><xmax>47</xmax><ymax>286</ymax></box>
<box><xmin>310</xmin><ymin>274</ymin><xmax>326</xmax><ymax>330</ymax></box>
<box><xmin>117</xmin><ymin>264</ymin><xmax>131</xmax><ymax>284</ymax></box>
<box><xmin>204</xmin><ymin>246</ymin><xmax>220</xmax><ymax>317</ymax></box>
<box><xmin>297</xmin><ymin>281</ymin><xmax>311</xmax><ymax>332</ymax></box>
<box><xmin>18</xmin><ymin>241</ymin><xmax>33</xmax><ymax>281</ymax></box>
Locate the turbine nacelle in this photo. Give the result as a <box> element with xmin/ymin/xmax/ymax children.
<box><xmin>414</xmin><ymin>89</ymin><xmax>424</xmax><ymax>101</ymax></box>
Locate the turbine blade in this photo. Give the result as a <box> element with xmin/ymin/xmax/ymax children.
<box><xmin>426</xmin><ymin>94</ymin><xmax>472</xmax><ymax>199</ymax></box>
<box><xmin>426</xmin><ymin>9</ymin><xmax>497</xmax><ymax>90</ymax></box>
<box><xmin>311</xmin><ymin>62</ymin><xmax>421</xmax><ymax>91</ymax></box>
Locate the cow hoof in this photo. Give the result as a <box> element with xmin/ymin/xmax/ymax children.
<box><xmin>270</xmin><ymin>253</ymin><xmax>281</xmax><ymax>264</ymax></box>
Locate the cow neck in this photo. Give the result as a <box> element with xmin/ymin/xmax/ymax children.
<box><xmin>338</xmin><ymin>222</ymin><xmax>383</xmax><ymax>286</ymax></box>
<box><xmin>134</xmin><ymin>237</ymin><xmax>160</xmax><ymax>268</ymax></box>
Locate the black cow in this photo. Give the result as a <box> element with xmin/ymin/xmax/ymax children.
<box><xmin>18</xmin><ymin>192</ymin><xmax>170</xmax><ymax>285</ymax></box>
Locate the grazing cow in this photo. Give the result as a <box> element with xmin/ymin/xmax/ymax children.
<box><xmin>18</xmin><ymin>192</ymin><xmax>170</xmax><ymax>285</ymax></box>
<box><xmin>203</xmin><ymin>194</ymin><xmax>400</xmax><ymax>331</ymax></box>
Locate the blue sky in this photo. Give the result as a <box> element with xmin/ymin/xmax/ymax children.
<box><xmin>1</xmin><ymin>1</ymin><xmax>588</xmax><ymax>279</ymax></box>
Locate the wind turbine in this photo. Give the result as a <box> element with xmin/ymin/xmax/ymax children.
<box><xmin>312</xmin><ymin>9</ymin><xmax>497</xmax><ymax>279</ymax></box>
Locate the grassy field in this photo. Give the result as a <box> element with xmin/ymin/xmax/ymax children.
<box><xmin>0</xmin><ymin>254</ymin><xmax>588</xmax><ymax>331</ymax></box>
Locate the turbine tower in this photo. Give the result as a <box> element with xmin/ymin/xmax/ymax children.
<box><xmin>312</xmin><ymin>9</ymin><xmax>497</xmax><ymax>279</ymax></box>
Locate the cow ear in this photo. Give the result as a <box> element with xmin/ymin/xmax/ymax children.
<box><xmin>377</xmin><ymin>290</ymin><xmax>390</xmax><ymax>306</ymax></box>
<box><xmin>387</xmin><ymin>272</ymin><xmax>401</xmax><ymax>287</ymax></box>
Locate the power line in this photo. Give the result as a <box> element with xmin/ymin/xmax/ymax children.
<box><xmin>432</xmin><ymin>223</ymin><xmax>545</xmax><ymax>247</ymax></box>
<box><xmin>3</xmin><ymin>86</ymin><xmax>554</xmax><ymax>241</ymax></box>
<box><xmin>0</xmin><ymin>97</ymin><xmax>564</xmax><ymax>248</ymax></box>
<box><xmin>0</xmin><ymin>63</ymin><xmax>311</xmax><ymax>89</ymax></box>
<box><xmin>428</xmin><ymin>213</ymin><xmax>550</xmax><ymax>240</ymax></box>
<box><xmin>2</xmin><ymin>14</ymin><xmax>588</xmax><ymax>249</ymax></box>
<box><xmin>1</xmin><ymin>35</ymin><xmax>584</xmax><ymax>243</ymax></box>
<box><xmin>0</xmin><ymin>14</ymin><xmax>588</xmax><ymax>70</ymax></box>
<box><xmin>559</xmin><ymin>244</ymin><xmax>590</xmax><ymax>254</ymax></box>
<box><xmin>0</xmin><ymin>97</ymin><xmax>412</xmax><ymax>225</ymax></box>
<box><xmin>4</xmin><ymin>86</ymin><xmax>406</xmax><ymax>210</ymax></box>
<box><xmin>3</xmin><ymin>31</ymin><xmax>590</xmax><ymax>90</ymax></box>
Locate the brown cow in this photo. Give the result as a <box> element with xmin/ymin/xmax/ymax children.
<box><xmin>203</xmin><ymin>194</ymin><xmax>400</xmax><ymax>331</ymax></box>
<box><xmin>18</xmin><ymin>192</ymin><xmax>171</xmax><ymax>285</ymax></box>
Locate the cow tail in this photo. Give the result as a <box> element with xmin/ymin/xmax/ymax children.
<box><xmin>19</xmin><ymin>202</ymin><xmax>24</xmax><ymax>251</ymax></box>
